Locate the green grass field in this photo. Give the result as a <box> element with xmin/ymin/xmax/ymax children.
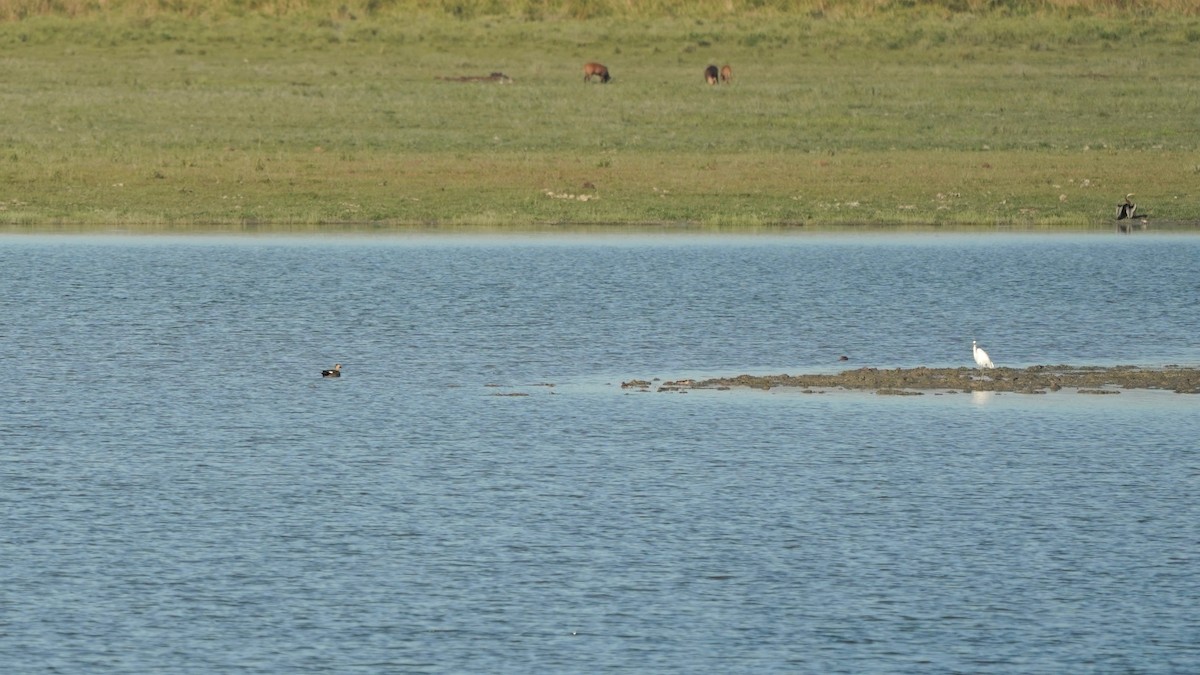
<box><xmin>2</xmin><ymin>4</ymin><xmax>1199</xmax><ymax>229</ymax></box>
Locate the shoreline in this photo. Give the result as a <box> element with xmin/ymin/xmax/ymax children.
<box><xmin>3</xmin><ymin>223</ymin><xmax>1198</xmax><ymax>237</ymax></box>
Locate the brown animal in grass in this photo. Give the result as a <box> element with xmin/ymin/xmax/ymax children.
<box><xmin>583</xmin><ymin>62</ymin><xmax>611</xmax><ymax>83</ymax></box>
<box><xmin>704</xmin><ymin>65</ymin><xmax>719</xmax><ymax>85</ymax></box>
<box><xmin>721</xmin><ymin>64</ymin><xmax>732</xmax><ymax>84</ymax></box>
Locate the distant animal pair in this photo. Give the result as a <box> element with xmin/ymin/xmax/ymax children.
<box><xmin>705</xmin><ymin>64</ymin><xmax>733</xmax><ymax>85</ymax></box>
<box><xmin>584</xmin><ymin>62</ymin><xmax>733</xmax><ymax>85</ymax></box>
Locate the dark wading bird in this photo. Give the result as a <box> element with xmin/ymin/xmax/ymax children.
<box><xmin>322</xmin><ymin>364</ymin><xmax>342</xmax><ymax>378</ymax></box>
<box><xmin>1116</xmin><ymin>194</ymin><xmax>1136</xmax><ymax>220</ymax></box>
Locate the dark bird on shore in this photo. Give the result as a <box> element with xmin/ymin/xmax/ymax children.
<box><xmin>322</xmin><ymin>364</ymin><xmax>342</xmax><ymax>378</ymax></box>
<box><xmin>1116</xmin><ymin>194</ymin><xmax>1136</xmax><ymax>220</ymax></box>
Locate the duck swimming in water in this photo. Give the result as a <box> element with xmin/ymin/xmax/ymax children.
<box><xmin>322</xmin><ymin>364</ymin><xmax>342</xmax><ymax>378</ymax></box>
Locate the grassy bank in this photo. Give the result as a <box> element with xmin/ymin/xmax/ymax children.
<box><xmin>5</xmin><ymin>1</ymin><xmax>1200</xmax><ymax>21</ymax></box>
<box><xmin>2</xmin><ymin>11</ymin><xmax>1199</xmax><ymax>229</ymax></box>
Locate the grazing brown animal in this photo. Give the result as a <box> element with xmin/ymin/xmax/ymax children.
<box><xmin>721</xmin><ymin>64</ymin><xmax>732</xmax><ymax>84</ymax></box>
<box><xmin>583</xmin><ymin>62</ymin><xmax>610</xmax><ymax>83</ymax></box>
<box><xmin>704</xmin><ymin>65</ymin><xmax>719</xmax><ymax>85</ymax></box>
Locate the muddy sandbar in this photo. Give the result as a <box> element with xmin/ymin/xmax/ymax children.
<box><xmin>624</xmin><ymin>365</ymin><xmax>1200</xmax><ymax>395</ymax></box>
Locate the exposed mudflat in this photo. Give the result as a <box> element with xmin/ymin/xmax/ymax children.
<box><xmin>623</xmin><ymin>365</ymin><xmax>1200</xmax><ymax>395</ymax></box>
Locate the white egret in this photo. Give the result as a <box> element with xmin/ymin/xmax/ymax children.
<box><xmin>972</xmin><ymin>341</ymin><xmax>995</xmax><ymax>369</ymax></box>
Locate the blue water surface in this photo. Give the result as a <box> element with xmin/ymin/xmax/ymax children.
<box><xmin>2</xmin><ymin>232</ymin><xmax>1198</xmax><ymax>673</ymax></box>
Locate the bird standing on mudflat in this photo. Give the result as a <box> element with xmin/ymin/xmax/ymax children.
<box><xmin>972</xmin><ymin>341</ymin><xmax>995</xmax><ymax>369</ymax></box>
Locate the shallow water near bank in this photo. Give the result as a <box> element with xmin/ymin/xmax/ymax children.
<box><xmin>2</xmin><ymin>232</ymin><xmax>1198</xmax><ymax>673</ymax></box>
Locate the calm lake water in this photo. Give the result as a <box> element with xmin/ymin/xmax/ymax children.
<box><xmin>2</xmin><ymin>232</ymin><xmax>1198</xmax><ymax>673</ymax></box>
